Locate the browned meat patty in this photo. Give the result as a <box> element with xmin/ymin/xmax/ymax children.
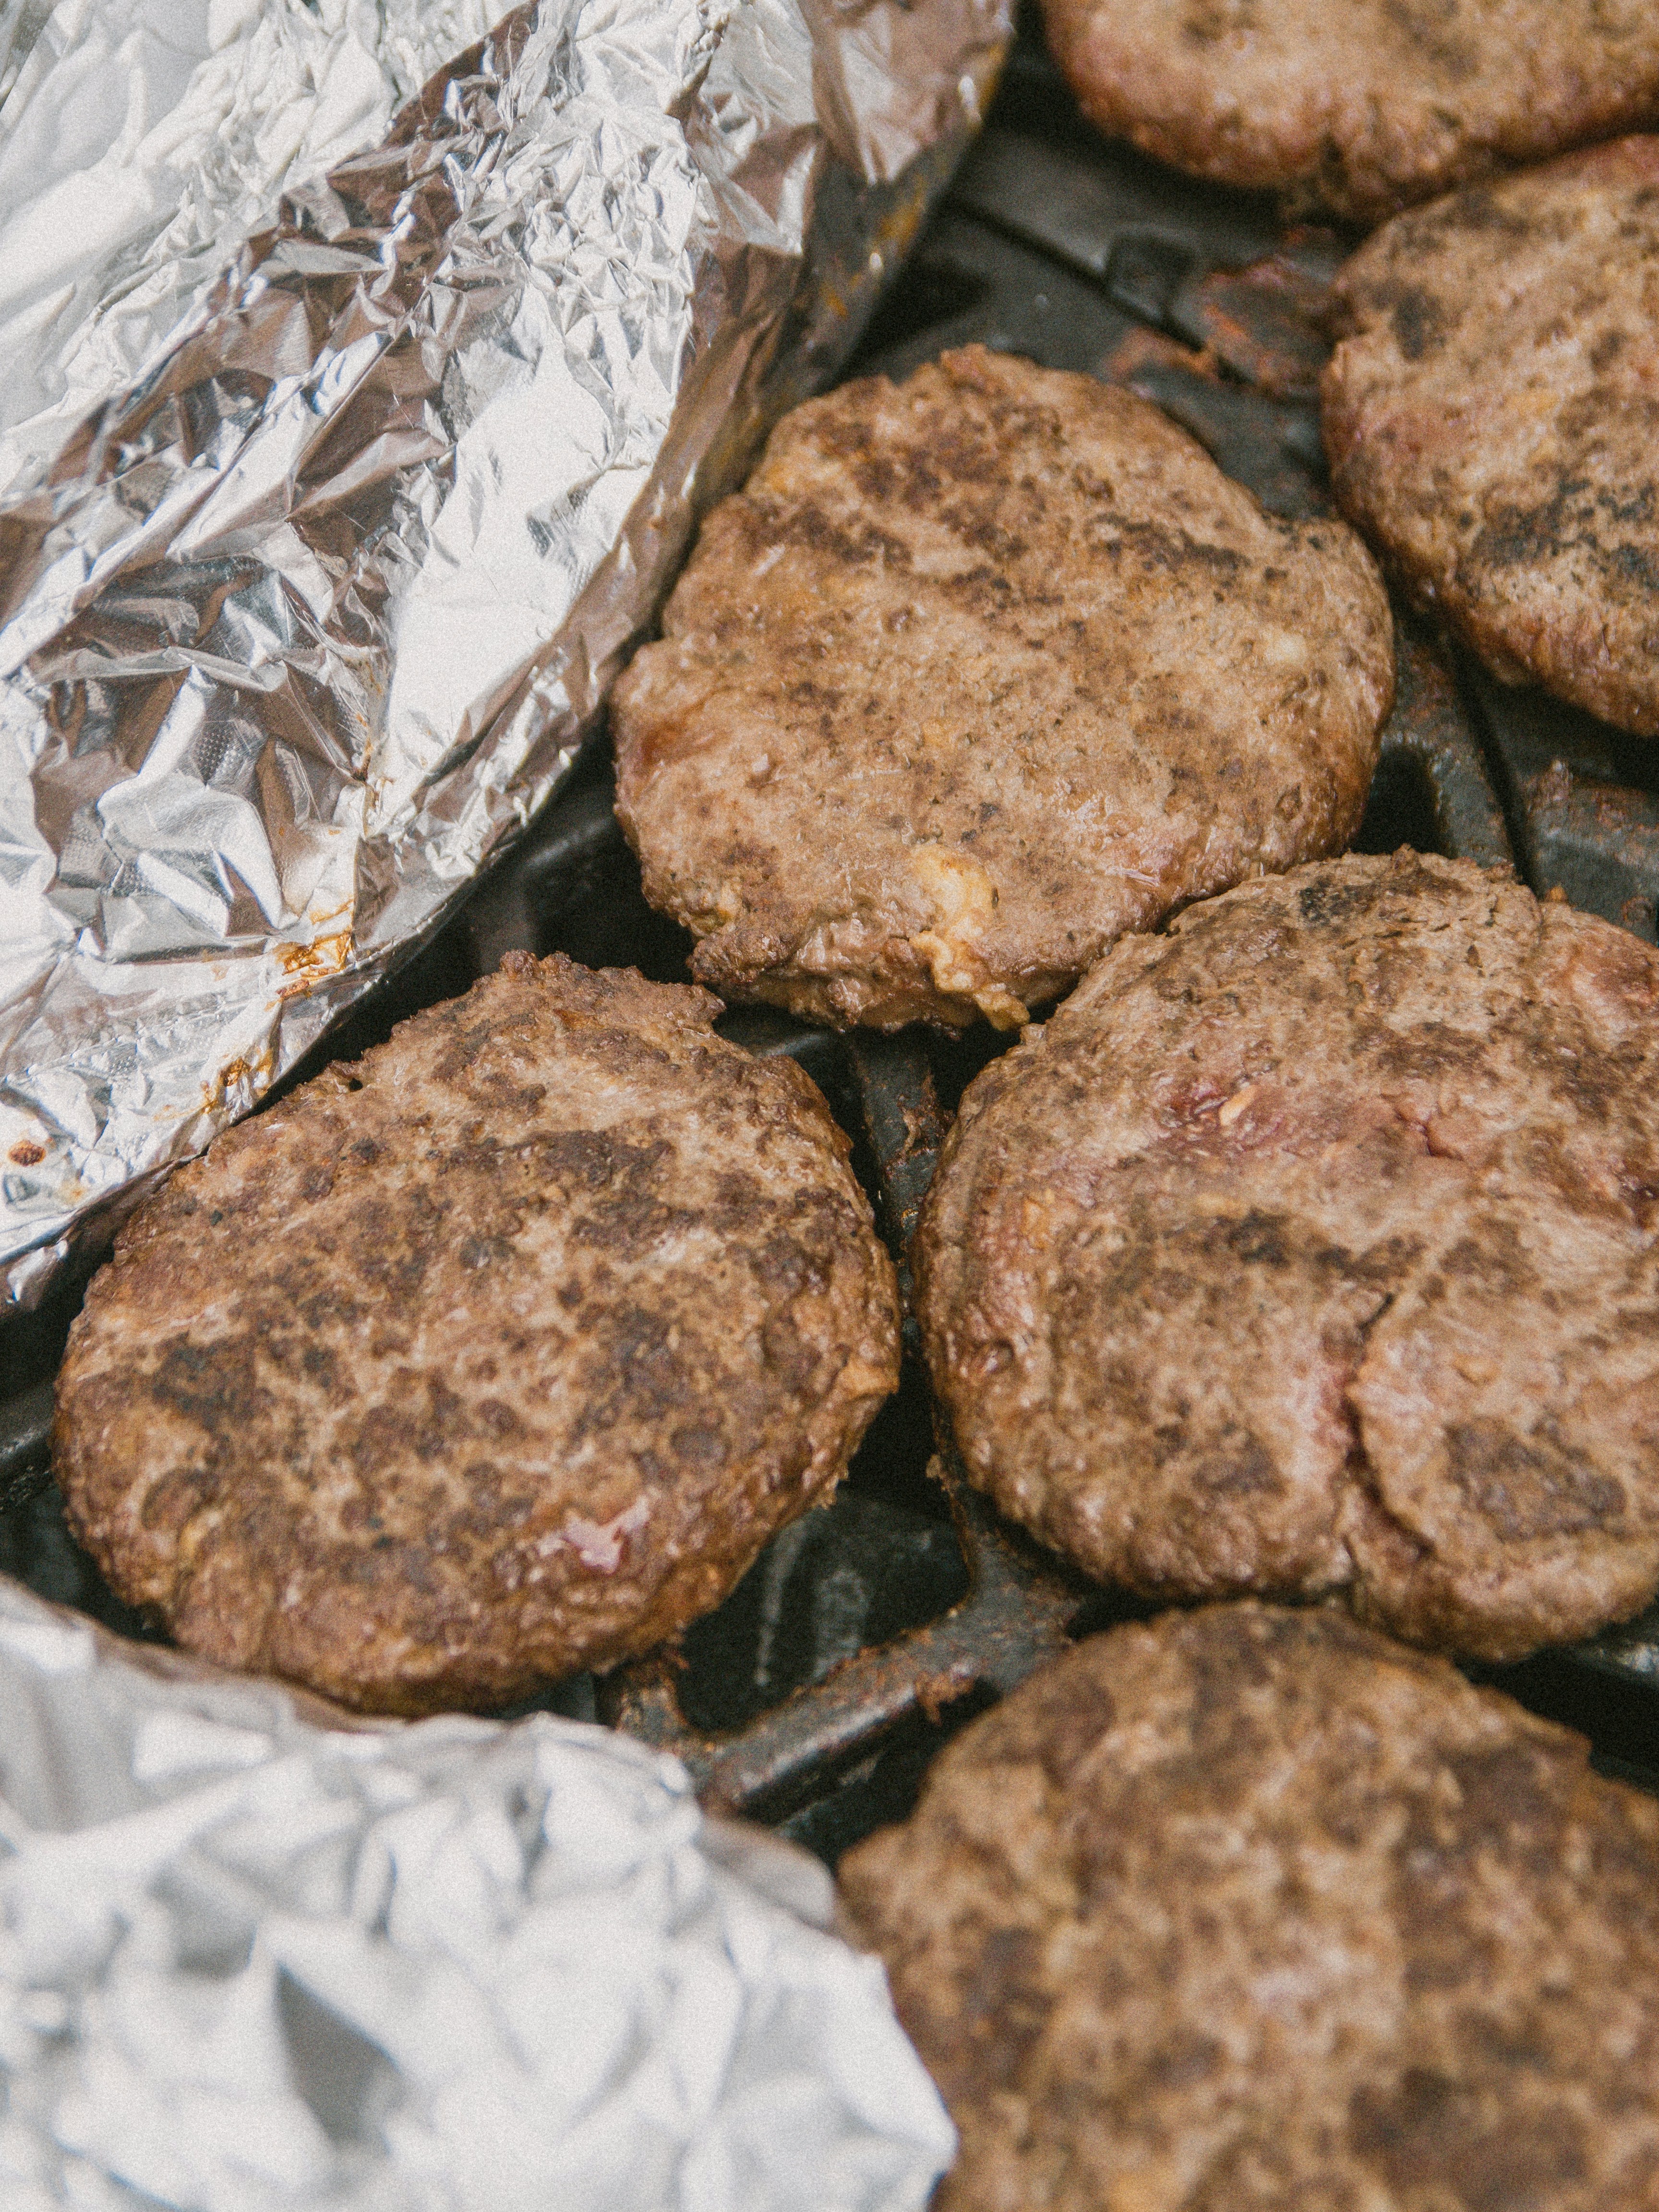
<box><xmin>612</xmin><ymin>346</ymin><xmax>1393</xmax><ymax>1034</ymax></box>
<box><xmin>917</xmin><ymin>849</ymin><xmax>1659</xmax><ymax>1662</ymax></box>
<box><xmin>840</xmin><ymin>1602</ymin><xmax>1659</xmax><ymax>2212</ymax></box>
<box><xmin>1324</xmin><ymin>138</ymin><xmax>1659</xmax><ymax>737</ymax></box>
<box><xmin>1040</xmin><ymin>0</ymin><xmax>1659</xmax><ymax>225</ymax></box>
<box><xmin>53</xmin><ymin>954</ymin><xmax>899</xmax><ymax>1715</ymax></box>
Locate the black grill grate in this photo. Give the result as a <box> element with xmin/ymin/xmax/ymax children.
<box><xmin>6</xmin><ymin>8</ymin><xmax>1659</xmax><ymax>1852</ymax></box>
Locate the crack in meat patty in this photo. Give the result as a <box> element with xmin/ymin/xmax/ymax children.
<box><xmin>1039</xmin><ymin>0</ymin><xmax>1659</xmax><ymax>225</ymax></box>
<box><xmin>1324</xmin><ymin>137</ymin><xmax>1659</xmax><ymax>738</ymax></box>
<box><xmin>917</xmin><ymin>849</ymin><xmax>1659</xmax><ymax>1661</ymax></box>
<box><xmin>840</xmin><ymin>1603</ymin><xmax>1659</xmax><ymax>2212</ymax></box>
<box><xmin>53</xmin><ymin>954</ymin><xmax>900</xmax><ymax>1715</ymax></box>
<box><xmin>612</xmin><ymin>346</ymin><xmax>1393</xmax><ymax>1034</ymax></box>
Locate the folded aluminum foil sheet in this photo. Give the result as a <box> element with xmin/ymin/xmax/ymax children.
<box><xmin>0</xmin><ymin>0</ymin><xmax>1010</xmax><ymax>1309</ymax></box>
<box><xmin>0</xmin><ymin>0</ymin><xmax>504</xmax><ymax>496</ymax></box>
<box><xmin>0</xmin><ymin>1575</ymin><xmax>956</xmax><ymax>2209</ymax></box>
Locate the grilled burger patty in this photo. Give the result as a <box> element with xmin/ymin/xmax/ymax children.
<box><xmin>53</xmin><ymin>954</ymin><xmax>899</xmax><ymax>1714</ymax></box>
<box><xmin>840</xmin><ymin>1603</ymin><xmax>1659</xmax><ymax>2212</ymax></box>
<box><xmin>1040</xmin><ymin>0</ymin><xmax>1659</xmax><ymax>225</ymax></box>
<box><xmin>612</xmin><ymin>345</ymin><xmax>1393</xmax><ymax>1034</ymax></box>
<box><xmin>917</xmin><ymin>850</ymin><xmax>1659</xmax><ymax>1662</ymax></box>
<box><xmin>1324</xmin><ymin>137</ymin><xmax>1659</xmax><ymax>737</ymax></box>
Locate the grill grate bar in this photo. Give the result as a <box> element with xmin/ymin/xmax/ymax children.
<box><xmin>599</xmin><ymin>1460</ymin><xmax>1094</xmax><ymax>1823</ymax></box>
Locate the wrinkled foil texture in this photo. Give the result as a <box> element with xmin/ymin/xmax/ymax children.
<box><xmin>0</xmin><ymin>0</ymin><xmax>1010</xmax><ymax>1309</ymax></box>
<box><xmin>0</xmin><ymin>0</ymin><xmax>505</xmax><ymax>494</ymax></box>
<box><xmin>0</xmin><ymin>1575</ymin><xmax>956</xmax><ymax>2209</ymax></box>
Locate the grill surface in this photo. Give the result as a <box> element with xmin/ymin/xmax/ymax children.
<box><xmin>6</xmin><ymin>9</ymin><xmax>1659</xmax><ymax>1856</ymax></box>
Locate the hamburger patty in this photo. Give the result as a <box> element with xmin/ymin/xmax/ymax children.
<box><xmin>53</xmin><ymin>955</ymin><xmax>899</xmax><ymax>1715</ymax></box>
<box><xmin>917</xmin><ymin>849</ymin><xmax>1659</xmax><ymax>1662</ymax></box>
<box><xmin>1324</xmin><ymin>138</ymin><xmax>1659</xmax><ymax>737</ymax></box>
<box><xmin>840</xmin><ymin>1603</ymin><xmax>1659</xmax><ymax>2212</ymax></box>
<box><xmin>612</xmin><ymin>346</ymin><xmax>1392</xmax><ymax>1033</ymax></box>
<box><xmin>1039</xmin><ymin>0</ymin><xmax>1659</xmax><ymax>225</ymax></box>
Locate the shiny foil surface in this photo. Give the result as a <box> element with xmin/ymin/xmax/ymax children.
<box><xmin>0</xmin><ymin>0</ymin><xmax>503</xmax><ymax>498</ymax></box>
<box><xmin>0</xmin><ymin>1575</ymin><xmax>956</xmax><ymax>2208</ymax></box>
<box><xmin>0</xmin><ymin>0</ymin><xmax>1010</xmax><ymax>1308</ymax></box>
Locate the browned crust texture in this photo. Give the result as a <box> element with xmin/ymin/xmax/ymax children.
<box><xmin>53</xmin><ymin>954</ymin><xmax>900</xmax><ymax>1715</ymax></box>
<box><xmin>917</xmin><ymin>850</ymin><xmax>1659</xmax><ymax>1662</ymax></box>
<box><xmin>840</xmin><ymin>1603</ymin><xmax>1659</xmax><ymax>2212</ymax></box>
<box><xmin>1324</xmin><ymin>137</ymin><xmax>1659</xmax><ymax>737</ymax></box>
<box><xmin>1040</xmin><ymin>0</ymin><xmax>1659</xmax><ymax>224</ymax></box>
<box><xmin>612</xmin><ymin>345</ymin><xmax>1392</xmax><ymax>1034</ymax></box>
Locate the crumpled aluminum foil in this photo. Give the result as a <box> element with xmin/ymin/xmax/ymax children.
<box><xmin>0</xmin><ymin>0</ymin><xmax>503</xmax><ymax>496</ymax></box>
<box><xmin>0</xmin><ymin>0</ymin><xmax>1010</xmax><ymax>1310</ymax></box>
<box><xmin>0</xmin><ymin>1574</ymin><xmax>956</xmax><ymax>2209</ymax></box>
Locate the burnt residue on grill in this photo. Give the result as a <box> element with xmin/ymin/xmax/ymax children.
<box><xmin>5</xmin><ymin>2</ymin><xmax>1659</xmax><ymax>1856</ymax></box>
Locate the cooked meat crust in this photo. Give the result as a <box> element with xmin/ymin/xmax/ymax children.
<box><xmin>53</xmin><ymin>954</ymin><xmax>899</xmax><ymax>1715</ymax></box>
<box><xmin>917</xmin><ymin>850</ymin><xmax>1659</xmax><ymax>1661</ymax></box>
<box><xmin>1324</xmin><ymin>138</ymin><xmax>1659</xmax><ymax>737</ymax></box>
<box><xmin>840</xmin><ymin>1603</ymin><xmax>1659</xmax><ymax>2212</ymax></box>
<box><xmin>612</xmin><ymin>346</ymin><xmax>1392</xmax><ymax>1033</ymax></box>
<box><xmin>1040</xmin><ymin>0</ymin><xmax>1659</xmax><ymax>225</ymax></box>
